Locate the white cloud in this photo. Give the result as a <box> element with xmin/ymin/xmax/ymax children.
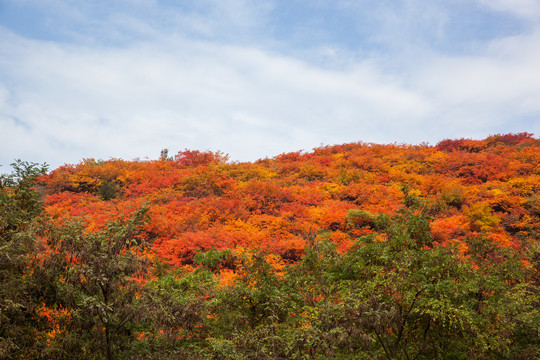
<box><xmin>403</xmin><ymin>28</ymin><xmax>540</xmax><ymax>140</ymax></box>
<box><xmin>1</xmin><ymin>1</ymin><xmax>539</xmax><ymax>170</ymax></box>
<box><xmin>415</xmin><ymin>28</ymin><xmax>540</xmax><ymax>106</ymax></box>
<box><xmin>475</xmin><ymin>0</ymin><xmax>540</xmax><ymax>20</ymax></box>
<box><xmin>0</xmin><ymin>28</ymin><xmax>436</xmax><ymax>168</ymax></box>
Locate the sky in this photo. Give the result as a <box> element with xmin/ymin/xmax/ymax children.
<box><xmin>1</xmin><ymin>0</ymin><xmax>539</xmax><ymax>171</ymax></box>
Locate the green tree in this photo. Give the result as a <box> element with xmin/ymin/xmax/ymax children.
<box><xmin>0</xmin><ymin>160</ymin><xmax>48</xmax><ymax>358</ymax></box>
<box><xmin>132</xmin><ymin>267</ymin><xmax>214</xmax><ymax>360</ymax></box>
<box><xmin>40</xmin><ymin>207</ymin><xmax>151</xmax><ymax>360</ymax></box>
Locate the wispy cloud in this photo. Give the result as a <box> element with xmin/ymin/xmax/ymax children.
<box><xmin>0</xmin><ymin>30</ymin><xmax>431</xmax><ymax>164</ymax></box>
<box><xmin>475</xmin><ymin>0</ymin><xmax>540</xmax><ymax>20</ymax></box>
<box><xmin>0</xmin><ymin>1</ymin><xmax>539</xmax><ymax>169</ymax></box>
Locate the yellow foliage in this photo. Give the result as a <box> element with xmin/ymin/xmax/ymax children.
<box><xmin>265</xmin><ymin>253</ymin><xmax>285</xmax><ymax>278</ymax></box>
<box><xmin>463</xmin><ymin>202</ymin><xmax>501</xmax><ymax>232</ymax></box>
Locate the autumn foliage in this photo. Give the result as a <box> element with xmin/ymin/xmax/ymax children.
<box><xmin>38</xmin><ymin>133</ymin><xmax>540</xmax><ymax>266</ymax></box>
<box><xmin>2</xmin><ymin>133</ymin><xmax>539</xmax><ymax>359</ymax></box>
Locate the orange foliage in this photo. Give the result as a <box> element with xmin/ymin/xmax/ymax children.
<box><xmin>431</xmin><ymin>215</ymin><xmax>468</xmax><ymax>245</ymax></box>
<box><xmin>217</xmin><ymin>268</ymin><xmax>238</xmax><ymax>288</ymax></box>
<box><xmin>37</xmin><ymin>134</ymin><xmax>539</xmax><ymax>269</ymax></box>
<box><xmin>37</xmin><ymin>303</ymin><xmax>73</xmax><ymax>341</ymax></box>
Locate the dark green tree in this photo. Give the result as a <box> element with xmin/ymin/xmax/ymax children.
<box><xmin>40</xmin><ymin>207</ymin><xmax>151</xmax><ymax>360</ymax></box>
<box><xmin>131</xmin><ymin>266</ymin><xmax>214</xmax><ymax>360</ymax></box>
<box><xmin>0</xmin><ymin>160</ymin><xmax>48</xmax><ymax>358</ymax></box>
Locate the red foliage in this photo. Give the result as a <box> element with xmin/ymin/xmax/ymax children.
<box><xmin>38</xmin><ymin>133</ymin><xmax>539</xmax><ymax>268</ymax></box>
<box><xmin>175</xmin><ymin>149</ymin><xmax>229</xmax><ymax>167</ymax></box>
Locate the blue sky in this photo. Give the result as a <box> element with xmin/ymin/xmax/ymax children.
<box><xmin>1</xmin><ymin>0</ymin><xmax>539</xmax><ymax>170</ymax></box>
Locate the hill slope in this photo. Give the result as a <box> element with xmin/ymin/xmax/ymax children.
<box><xmin>3</xmin><ymin>133</ymin><xmax>539</xmax><ymax>359</ymax></box>
<box><xmin>40</xmin><ymin>133</ymin><xmax>540</xmax><ymax>266</ymax></box>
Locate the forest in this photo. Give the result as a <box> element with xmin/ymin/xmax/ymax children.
<box><xmin>1</xmin><ymin>133</ymin><xmax>539</xmax><ymax>359</ymax></box>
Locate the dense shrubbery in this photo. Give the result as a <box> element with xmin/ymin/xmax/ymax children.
<box><xmin>1</xmin><ymin>134</ymin><xmax>539</xmax><ymax>359</ymax></box>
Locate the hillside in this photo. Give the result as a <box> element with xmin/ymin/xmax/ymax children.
<box><xmin>2</xmin><ymin>133</ymin><xmax>539</xmax><ymax>359</ymax></box>
<box><xmin>41</xmin><ymin>133</ymin><xmax>540</xmax><ymax>264</ymax></box>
